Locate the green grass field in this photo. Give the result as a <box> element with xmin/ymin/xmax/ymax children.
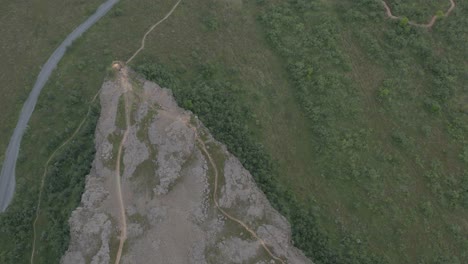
<box><xmin>0</xmin><ymin>0</ymin><xmax>467</xmax><ymax>263</ymax></box>
<box><xmin>0</xmin><ymin>0</ymin><xmax>103</xmax><ymax>161</ymax></box>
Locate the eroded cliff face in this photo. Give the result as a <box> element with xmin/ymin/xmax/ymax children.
<box><xmin>62</xmin><ymin>67</ymin><xmax>312</xmax><ymax>264</ymax></box>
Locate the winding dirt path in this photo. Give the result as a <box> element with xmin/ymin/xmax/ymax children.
<box><xmin>130</xmin><ymin>86</ymin><xmax>286</xmax><ymax>263</ymax></box>
<box><xmin>30</xmin><ymin>89</ymin><xmax>101</xmax><ymax>264</ymax></box>
<box><xmin>381</xmin><ymin>0</ymin><xmax>456</xmax><ymax>28</ymax></box>
<box><xmin>126</xmin><ymin>0</ymin><xmax>182</xmax><ymax>64</ymax></box>
<box><xmin>29</xmin><ymin>0</ymin><xmax>182</xmax><ymax>259</ymax></box>
<box><xmin>114</xmin><ymin>66</ymin><xmax>132</xmax><ymax>264</ymax></box>
<box><xmin>111</xmin><ymin>1</ymin><xmax>183</xmax><ymax>262</ymax></box>
<box><xmin>197</xmin><ymin>136</ymin><xmax>286</xmax><ymax>264</ymax></box>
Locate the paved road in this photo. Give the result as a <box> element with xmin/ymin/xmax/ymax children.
<box><xmin>0</xmin><ymin>0</ymin><xmax>119</xmax><ymax>212</ymax></box>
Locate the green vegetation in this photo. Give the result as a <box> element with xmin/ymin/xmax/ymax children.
<box><xmin>0</xmin><ymin>103</ymin><xmax>99</xmax><ymax>263</ymax></box>
<box><xmin>132</xmin><ymin>159</ymin><xmax>158</xmax><ymax>196</ymax></box>
<box><xmin>0</xmin><ymin>0</ymin><xmax>466</xmax><ymax>263</ymax></box>
<box><xmin>34</xmin><ymin>106</ymin><xmax>99</xmax><ymax>263</ymax></box>
<box><xmin>139</xmin><ymin>0</ymin><xmax>468</xmax><ymax>263</ymax></box>
<box><xmin>115</xmin><ymin>95</ymin><xmax>127</xmax><ymax>130</ymax></box>
<box><xmin>263</xmin><ymin>0</ymin><xmax>467</xmax><ymax>262</ymax></box>
<box><xmin>0</xmin><ymin>0</ymin><xmax>103</xmax><ymax>158</ymax></box>
<box><xmin>137</xmin><ymin>56</ymin><xmax>378</xmax><ymax>264</ymax></box>
<box><xmin>0</xmin><ymin>0</ymin><xmax>181</xmax><ymax>262</ymax></box>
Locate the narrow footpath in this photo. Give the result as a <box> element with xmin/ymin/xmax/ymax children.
<box><xmin>113</xmin><ymin>65</ymin><xmax>132</xmax><ymax>264</ymax></box>
<box><xmin>112</xmin><ymin>1</ymin><xmax>183</xmax><ymax>263</ymax></box>
<box><xmin>30</xmin><ymin>90</ymin><xmax>101</xmax><ymax>264</ymax></box>
<box><xmin>134</xmin><ymin>93</ymin><xmax>287</xmax><ymax>263</ymax></box>
<box><xmin>381</xmin><ymin>0</ymin><xmax>456</xmax><ymax>28</ymax></box>
<box><xmin>197</xmin><ymin>134</ymin><xmax>286</xmax><ymax>264</ymax></box>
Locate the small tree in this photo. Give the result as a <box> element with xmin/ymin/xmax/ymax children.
<box><xmin>399</xmin><ymin>17</ymin><xmax>409</xmax><ymax>27</ymax></box>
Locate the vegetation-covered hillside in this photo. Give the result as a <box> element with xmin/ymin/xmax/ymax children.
<box><xmin>138</xmin><ymin>0</ymin><xmax>468</xmax><ymax>263</ymax></box>
<box><xmin>0</xmin><ymin>0</ymin><xmax>466</xmax><ymax>263</ymax></box>
<box><xmin>256</xmin><ymin>0</ymin><xmax>468</xmax><ymax>262</ymax></box>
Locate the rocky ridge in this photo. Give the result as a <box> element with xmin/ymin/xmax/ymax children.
<box><xmin>62</xmin><ymin>68</ymin><xmax>312</xmax><ymax>264</ymax></box>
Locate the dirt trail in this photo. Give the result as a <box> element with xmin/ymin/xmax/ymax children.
<box><xmin>163</xmin><ymin>107</ymin><xmax>286</xmax><ymax>262</ymax></box>
<box><xmin>30</xmin><ymin>0</ymin><xmax>182</xmax><ymax>261</ymax></box>
<box><xmin>61</xmin><ymin>76</ymin><xmax>311</xmax><ymax>263</ymax></box>
<box><xmin>114</xmin><ymin>66</ymin><xmax>132</xmax><ymax>264</ymax></box>
<box><xmin>381</xmin><ymin>0</ymin><xmax>456</xmax><ymax>28</ymax></box>
<box><xmin>197</xmin><ymin>136</ymin><xmax>286</xmax><ymax>264</ymax></box>
<box><xmin>143</xmin><ymin>99</ymin><xmax>286</xmax><ymax>263</ymax></box>
<box><xmin>29</xmin><ymin>90</ymin><xmax>101</xmax><ymax>264</ymax></box>
<box><xmin>110</xmin><ymin>1</ymin><xmax>183</xmax><ymax>261</ymax></box>
<box><xmin>126</xmin><ymin>0</ymin><xmax>182</xmax><ymax>64</ymax></box>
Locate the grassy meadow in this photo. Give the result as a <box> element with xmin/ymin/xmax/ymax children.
<box><xmin>0</xmin><ymin>0</ymin><xmax>103</xmax><ymax>162</ymax></box>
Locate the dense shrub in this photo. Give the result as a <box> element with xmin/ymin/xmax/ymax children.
<box><xmin>0</xmin><ymin>104</ymin><xmax>99</xmax><ymax>263</ymax></box>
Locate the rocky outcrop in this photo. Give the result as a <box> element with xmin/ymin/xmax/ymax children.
<box><xmin>62</xmin><ymin>68</ymin><xmax>312</xmax><ymax>264</ymax></box>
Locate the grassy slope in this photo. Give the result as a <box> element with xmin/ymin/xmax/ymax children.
<box><xmin>139</xmin><ymin>0</ymin><xmax>468</xmax><ymax>262</ymax></box>
<box><xmin>0</xmin><ymin>0</ymin><xmax>466</xmax><ymax>263</ymax></box>
<box><xmin>0</xmin><ymin>0</ymin><xmax>176</xmax><ymax>262</ymax></box>
<box><xmin>256</xmin><ymin>0</ymin><xmax>468</xmax><ymax>263</ymax></box>
<box><xmin>0</xmin><ymin>0</ymin><xmax>103</xmax><ymax>163</ymax></box>
<box><xmin>340</xmin><ymin>1</ymin><xmax>468</xmax><ymax>262</ymax></box>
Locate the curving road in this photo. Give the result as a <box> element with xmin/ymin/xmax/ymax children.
<box><xmin>0</xmin><ymin>0</ymin><xmax>119</xmax><ymax>212</ymax></box>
